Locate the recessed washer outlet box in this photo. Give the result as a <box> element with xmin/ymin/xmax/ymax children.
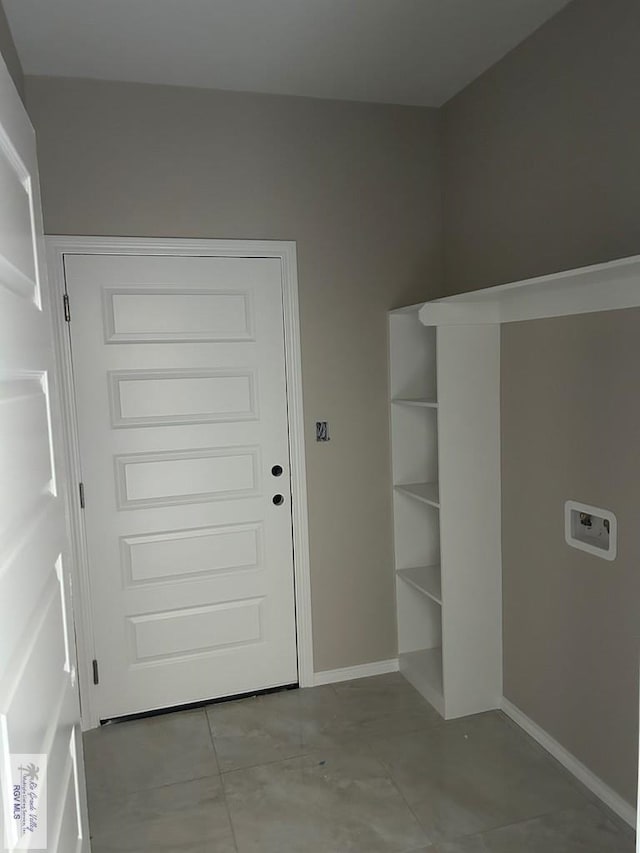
<box><xmin>564</xmin><ymin>500</ymin><xmax>617</xmax><ymax>561</ymax></box>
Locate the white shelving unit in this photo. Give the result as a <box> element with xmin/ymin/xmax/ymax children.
<box><xmin>388</xmin><ymin>256</ymin><xmax>640</xmax><ymax>826</ymax></box>
<box><xmin>389</xmin><ymin>304</ymin><xmax>502</xmax><ymax>720</ymax></box>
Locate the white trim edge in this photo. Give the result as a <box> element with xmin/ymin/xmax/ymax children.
<box><xmin>314</xmin><ymin>658</ymin><xmax>399</xmax><ymax>687</ymax></box>
<box><xmin>419</xmin><ymin>253</ymin><xmax>640</xmax><ymax>327</ymax></box>
<box><xmin>501</xmin><ymin>698</ymin><xmax>636</xmax><ymax>828</ymax></box>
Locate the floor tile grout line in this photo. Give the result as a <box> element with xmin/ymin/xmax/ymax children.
<box><xmin>202</xmin><ymin>705</ymin><xmax>217</xmax><ymax>750</ymax></box>
<box><xmin>218</xmin><ymin>765</ymin><xmax>241</xmax><ymax>853</ymax></box>
<box><xmin>213</xmin><ymin>734</ymin><xmax>434</xmax><ymax>778</ymax></box>
<box><xmin>382</xmin><ymin>767</ymin><xmax>432</xmax><ymax>849</ymax></box>
<box><xmin>205</xmin><ymin>706</ymin><xmax>240</xmax><ymax>852</ymax></box>
<box><xmin>400</xmin><ymin>848</ymin><xmax>436</xmax><ymax>853</ymax></box>
<box><xmin>87</xmin><ymin>768</ymin><xmax>222</xmax><ymax>806</ymax></box>
<box><xmin>215</xmin><ymin>727</ymin><xmax>436</xmax><ymax>853</ymax></box>
<box><xmin>429</xmin><ymin>802</ymin><xmax>607</xmax><ymax>847</ymax></box>
<box><xmin>401</xmin><ymin>849</ymin><xmax>436</xmax><ymax>853</ymax></box>
<box><xmin>212</xmin><ymin>725</ymin><xmax>432</xmax><ymax>777</ymax></box>
<box><xmin>218</xmin><ymin>749</ymin><xmax>310</xmax><ymax>776</ymax></box>
<box><xmin>216</xmin><ymin>733</ymin><xmax>391</xmax><ymax>777</ymax></box>
<box><xmin>207</xmin><ymin>712</ymin><xmax>452</xmax><ymax>777</ymax></box>
<box><xmin>366</xmin><ymin>716</ymin><xmax>600</xmax><ymax>847</ymax></box>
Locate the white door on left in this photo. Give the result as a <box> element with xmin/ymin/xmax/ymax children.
<box><xmin>0</xmin><ymin>56</ymin><xmax>89</xmax><ymax>852</ymax></box>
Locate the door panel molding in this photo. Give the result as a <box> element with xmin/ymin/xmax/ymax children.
<box><xmin>47</xmin><ymin>236</ymin><xmax>313</xmax><ymax>729</ymax></box>
<box><xmin>120</xmin><ymin>521</ymin><xmax>263</xmax><ymax>586</ymax></box>
<box><xmin>113</xmin><ymin>445</ymin><xmax>261</xmax><ymax>509</ymax></box>
<box><xmin>107</xmin><ymin>367</ymin><xmax>259</xmax><ymax>428</ymax></box>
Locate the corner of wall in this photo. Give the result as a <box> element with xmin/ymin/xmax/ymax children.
<box><xmin>0</xmin><ymin>1</ymin><xmax>24</xmax><ymax>103</ymax></box>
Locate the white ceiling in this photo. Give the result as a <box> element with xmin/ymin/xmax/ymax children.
<box><xmin>4</xmin><ymin>0</ymin><xmax>570</xmax><ymax>107</ymax></box>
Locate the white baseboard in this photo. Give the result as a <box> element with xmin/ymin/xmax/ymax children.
<box><xmin>313</xmin><ymin>658</ymin><xmax>399</xmax><ymax>687</ymax></box>
<box><xmin>501</xmin><ymin>698</ymin><xmax>636</xmax><ymax>829</ymax></box>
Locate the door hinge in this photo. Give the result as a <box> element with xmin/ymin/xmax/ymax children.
<box><xmin>63</xmin><ymin>292</ymin><xmax>71</xmax><ymax>323</ymax></box>
<box><xmin>78</xmin><ymin>481</ymin><xmax>85</xmax><ymax>509</ymax></box>
<box><xmin>92</xmin><ymin>659</ymin><xmax>99</xmax><ymax>685</ymax></box>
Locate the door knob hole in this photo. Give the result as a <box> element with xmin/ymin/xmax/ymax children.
<box><xmin>272</xmin><ymin>494</ymin><xmax>284</xmax><ymax>506</ymax></box>
<box><xmin>271</xmin><ymin>465</ymin><xmax>283</xmax><ymax>477</ymax></box>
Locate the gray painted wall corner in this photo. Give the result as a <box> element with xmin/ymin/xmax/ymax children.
<box><xmin>0</xmin><ymin>0</ymin><xmax>23</xmax><ymax>101</ymax></box>
<box><xmin>442</xmin><ymin>0</ymin><xmax>640</xmax><ymax>804</ymax></box>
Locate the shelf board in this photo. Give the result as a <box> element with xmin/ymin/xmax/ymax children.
<box><xmin>394</xmin><ymin>482</ymin><xmax>440</xmax><ymax>508</ymax></box>
<box><xmin>392</xmin><ymin>397</ymin><xmax>438</xmax><ymax>409</ymax></box>
<box><xmin>389</xmin><ymin>303</ymin><xmax>423</xmax><ymax>316</ymax></box>
<box><xmin>418</xmin><ymin>255</ymin><xmax>640</xmax><ymax>327</ymax></box>
<box><xmin>397</xmin><ymin>565</ymin><xmax>442</xmax><ymax>605</ymax></box>
<box><xmin>399</xmin><ymin>648</ymin><xmax>444</xmax><ymax>716</ymax></box>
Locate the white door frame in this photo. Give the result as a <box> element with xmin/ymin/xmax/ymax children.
<box><xmin>46</xmin><ymin>236</ymin><xmax>314</xmax><ymax>729</ymax></box>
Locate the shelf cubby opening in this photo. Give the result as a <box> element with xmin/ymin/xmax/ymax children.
<box><xmin>390</xmin><ymin>403</ymin><xmax>438</xmax><ymax>486</ymax></box>
<box><xmin>397</xmin><ymin>565</ymin><xmax>442</xmax><ymax>605</ymax></box>
<box><xmin>399</xmin><ymin>648</ymin><xmax>444</xmax><ymax>714</ymax></box>
<box><xmin>393</xmin><ymin>495</ymin><xmax>440</xmax><ymax>570</ymax></box>
<box><xmin>388</xmin><ymin>312</ymin><xmax>437</xmax><ymax>402</ymax></box>
<box><xmin>394</xmin><ymin>481</ymin><xmax>440</xmax><ymax>508</ymax></box>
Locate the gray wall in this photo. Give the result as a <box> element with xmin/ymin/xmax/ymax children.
<box><xmin>502</xmin><ymin>310</ymin><xmax>640</xmax><ymax>804</ymax></box>
<box><xmin>442</xmin><ymin>0</ymin><xmax>640</xmax><ymax>295</ymax></box>
<box><xmin>25</xmin><ymin>75</ymin><xmax>444</xmax><ymax>674</ymax></box>
<box><xmin>443</xmin><ymin>0</ymin><xmax>640</xmax><ymax>803</ymax></box>
<box><xmin>0</xmin><ymin>0</ymin><xmax>22</xmax><ymax>99</ymax></box>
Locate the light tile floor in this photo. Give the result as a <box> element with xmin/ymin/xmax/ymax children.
<box><xmin>83</xmin><ymin>673</ymin><xmax>635</xmax><ymax>852</ymax></box>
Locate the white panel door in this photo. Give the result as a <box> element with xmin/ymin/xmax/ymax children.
<box><xmin>0</xmin><ymin>57</ymin><xmax>89</xmax><ymax>853</ymax></box>
<box><xmin>65</xmin><ymin>254</ymin><xmax>298</xmax><ymax>719</ymax></box>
